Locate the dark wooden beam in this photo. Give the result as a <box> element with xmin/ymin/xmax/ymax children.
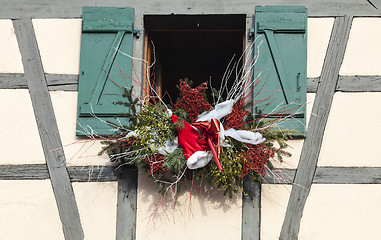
<box><xmin>3</xmin><ymin>165</ymin><xmax>381</xmax><ymax>184</ymax></box>
<box><xmin>0</xmin><ymin>74</ymin><xmax>321</xmax><ymax>92</ymax></box>
<box><xmin>0</xmin><ymin>0</ymin><xmax>380</xmax><ymax>18</ymax></box>
<box><xmin>0</xmin><ymin>164</ymin><xmax>117</xmax><ymax>181</ymax></box>
<box><xmin>116</xmin><ymin>166</ymin><xmax>138</xmax><ymax>240</ymax></box>
<box><xmin>46</xmin><ymin>74</ymin><xmax>78</xmax><ymax>91</ymax></box>
<box><xmin>242</xmin><ymin>177</ymin><xmax>261</xmax><ymax>240</ymax></box>
<box><xmin>337</xmin><ymin>75</ymin><xmax>381</xmax><ymax>92</ymax></box>
<box><xmin>0</xmin><ymin>73</ymin><xmax>27</xmax><ymax>89</ymax></box>
<box><xmin>13</xmin><ymin>18</ymin><xmax>84</xmax><ymax>240</ymax></box>
<box><xmin>279</xmin><ymin>15</ymin><xmax>353</xmax><ymax>240</ymax></box>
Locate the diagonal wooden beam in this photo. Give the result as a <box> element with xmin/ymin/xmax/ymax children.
<box><xmin>279</xmin><ymin>15</ymin><xmax>353</xmax><ymax>240</ymax></box>
<box><xmin>13</xmin><ymin>18</ymin><xmax>84</xmax><ymax>240</ymax></box>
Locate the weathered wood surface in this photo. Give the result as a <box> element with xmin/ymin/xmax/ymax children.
<box><xmin>3</xmin><ymin>165</ymin><xmax>381</xmax><ymax>184</ymax></box>
<box><xmin>337</xmin><ymin>75</ymin><xmax>381</xmax><ymax>92</ymax></box>
<box><xmin>242</xmin><ymin>178</ymin><xmax>261</xmax><ymax>240</ymax></box>
<box><xmin>279</xmin><ymin>15</ymin><xmax>353</xmax><ymax>240</ymax></box>
<box><xmin>116</xmin><ymin>166</ymin><xmax>138</xmax><ymax>240</ymax></box>
<box><xmin>13</xmin><ymin>18</ymin><xmax>84</xmax><ymax>240</ymax></box>
<box><xmin>0</xmin><ymin>164</ymin><xmax>117</xmax><ymax>181</ymax></box>
<box><xmin>307</xmin><ymin>77</ymin><xmax>319</xmax><ymax>93</ymax></box>
<box><xmin>68</xmin><ymin>165</ymin><xmax>118</xmax><ymax>182</ymax></box>
<box><xmin>264</xmin><ymin>167</ymin><xmax>381</xmax><ymax>184</ymax></box>
<box><xmin>0</xmin><ymin>73</ymin><xmax>27</xmax><ymax>88</ymax></box>
<box><xmin>0</xmin><ymin>0</ymin><xmax>380</xmax><ymax>18</ymax></box>
<box><xmin>1</xmin><ymin>74</ymin><xmax>324</xmax><ymax>92</ymax></box>
<box><xmin>314</xmin><ymin>167</ymin><xmax>381</xmax><ymax>184</ymax></box>
<box><xmin>46</xmin><ymin>74</ymin><xmax>78</xmax><ymax>91</ymax></box>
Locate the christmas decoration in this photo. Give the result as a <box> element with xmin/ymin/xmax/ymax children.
<box><xmin>100</xmin><ymin>78</ymin><xmax>297</xmax><ymax>198</ymax></box>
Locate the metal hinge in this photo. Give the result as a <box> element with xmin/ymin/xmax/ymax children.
<box><xmin>133</xmin><ymin>28</ymin><xmax>144</xmax><ymax>38</ymax></box>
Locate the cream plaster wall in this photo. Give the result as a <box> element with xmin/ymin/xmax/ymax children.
<box><xmin>319</xmin><ymin>92</ymin><xmax>381</xmax><ymax>166</ymax></box>
<box><xmin>299</xmin><ymin>184</ymin><xmax>381</xmax><ymax>239</ymax></box>
<box><xmin>261</xmin><ymin>184</ymin><xmax>291</xmax><ymax>240</ymax></box>
<box><xmin>50</xmin><ymin>91</ymin><xmax>110</xmax><ymax>166</ymax></box>
<box><xmin>0</xmin><ymin>180</ymin><xmax>64</xmax><ymax>239</ymax></box>
<box><xmin>272</xmin><ymin>93</ymin><xmax>315</xmax><ymax>169</ymax></box>
<box><xmin>33</xmin><ymin>19</ymin><xmax>81</xmax><ymax>74</ymax></box>
<box><xmin>73</xmin><ymin>182</ymin><xmax>118</xmax><ymax>240</ymax></box>
<box><xmin>136</xmin><ymin>170</ymin><xmax>242</xmax><ymax>240</ymax></box>
<box><xmin>307</xmin><ymin>18</ymin><xmax>334</xmax><ymax>78</ymax></box>
<box><xmin>340</xmin><ymin>18</ymin><xmax>381</xmax><ymax>75</ymax></box>
<box><xmin>0</xmin><ymin>20</ymin><xmax>24</xmax><ymax>73</ymax></box>
<box><xmin>0</xmin><ymin>89</ymin><xmax>45</xmax><ymax>164</ymax></box>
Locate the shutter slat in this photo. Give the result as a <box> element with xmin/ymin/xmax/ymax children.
<box><xmin>80</xmin><ymin>30</ymin><xmax>126</xmax><ymax>116</ymax></box>
<box><xmin>263</xmin><ymin>29</ymin><xmax>295</xmax><ymax>104</ymax></box>
<box><xmin>82</xmin><ymin>7</ymin><xmax>134</xmax><ymax>32</ymax></box>
<box><xmin>253</xmin><ymin>6</ymin><xmax>307</xmax><ymax>135</ymax></box>
<box><xmin>77</xmin><ymin>7</ymin><xmax>134</xmax><ymax>135</ymax></box>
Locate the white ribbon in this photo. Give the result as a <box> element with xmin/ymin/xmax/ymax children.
<box><xmin>185</xmin><ymin>100</ymin><xmax>265</xmax><ymax>169</ymax></box>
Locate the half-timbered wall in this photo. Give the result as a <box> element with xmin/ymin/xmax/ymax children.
<box><xmin>1</xmin><ymin>1</ymin><xmax>381</xmax><ymax>239</ymax></box>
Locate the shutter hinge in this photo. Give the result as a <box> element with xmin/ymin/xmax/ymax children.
<box><xmin>248</xmin><ymin>28</ymin><xmax>255</xmax><ymax>41</ymax></box>
<box><xmin>133</xmin><ymin>28</ymin><xmax>144</xmax><ymax>39</ymax></box>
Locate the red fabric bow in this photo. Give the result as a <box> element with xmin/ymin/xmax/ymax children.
<box><xmin>172</xmin><ymin>115</ymin><xmax>224</xmax><ymax>171</ymax></box>
<box><xmin>192</xmin><ymin>119</ymin><xmax>223</xmax><ymax>171</ymax></box>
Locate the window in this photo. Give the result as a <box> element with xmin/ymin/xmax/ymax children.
<box><xmin>76</xmin><ymin>6</ymin><xmax>307</xmax><ymax>135</ymax></box>
<box><xmin>143</xmin><ymin>14</ymin><xmax>246</xmax><ymax>103</ymax></box>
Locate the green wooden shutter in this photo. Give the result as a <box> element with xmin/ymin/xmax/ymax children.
<box><xmin>253</xmin><ymin>6</ymin><xmax>307</xmax><ymax>135</ymax></box>
<box><xmin>77</xmin><ymin>6</ymin><xmax>134</xmax><ymax>136</ymax></box>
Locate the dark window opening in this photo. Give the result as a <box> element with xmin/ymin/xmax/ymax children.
<box><xmin>144</xmin><ymin>15</ymin><xmax>246</xmax><ymax>104</ymax></box>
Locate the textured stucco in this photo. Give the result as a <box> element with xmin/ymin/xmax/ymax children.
<box><xmin>0</xmin><ymin>20</ymin><xmax>24</xmax><ymax>73</ymax></box>
<box><xmin>0</xmin><ymin>180</ymin><xmax>64</xmax><ymax>239</ymax></box>
<box><xmin>136</xmin><ymin>170</ymin><xmax>242</xmax><ymax>240</ymax></box>
<box><xmin>261</xmin><ymin>184</ymin><xmax>292</xmax><ymax>240</ymax></box>
<box><xmin>33</xmin><ymin>19</ymin><xmax>81</xmax><ymax>74</ymax></box>
<box><xmin>340</xmin><ymin>18</ymin><xmax>381</xmax><ymax>75</ymax></box>
<box><xmin>50</xmin><ymin>91</ymin><xmax>110</xmax><ymax>166</ymax></box>
<box><xmin>0</xmin><ymin>89</ymin><xmax>45</xmax><ymax>164</ymax></box>
<box><xmin>299</xmin><ymin>184</ymin><xmax>381</xmax><ymax>239</ymax></box>
<box><xmin>319</xmin><ymin>92</ymin><xmax>381</xmax><ymax>166</ymax></box>
<box><xmin>307</xmin><ymin>18</ymin><xmax>334</xmax><ymax>78</ymax></box>
<box><xmin>73</xmin><ymin>182</ymin><xmax>118</xmax><ymax>240</ymax></box>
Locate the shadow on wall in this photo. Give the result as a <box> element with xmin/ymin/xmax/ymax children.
<box><xmin>137</xmin><ymin>168</ymin><xmax>242</xmax><ymax>220</ymax></box>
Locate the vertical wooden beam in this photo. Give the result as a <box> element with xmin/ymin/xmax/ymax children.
<box><xmin>116</xmin><ymin>166</ymin><xmax>138</xmax><ymax>240</ymax></box>
<box><xmin>13</xmin><ymin>18</ymin><xmax>84</xmax><ymax>240</ymax></box>
<box><xmin>279</xmin><ymin>15</ymin><xmax>353</xmax><ymax>240</ymax></box>
<box><xmin>242</xmin><ymin>177</ymin><xmax>261</xmax><ymax>240</ymax></box>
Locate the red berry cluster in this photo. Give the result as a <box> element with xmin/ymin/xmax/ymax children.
<box><xmin>143</xmin><ymin>154</ymin><xmax>167</xmax><ymax>177</ymax></box>
<box><xmin>240</xmin><ymin>144</ymin><xmax>274</xmax><ymax>178</ymax></box>
<box><xmin>223</xmin><ymin>101</ymin><xmax>250</xmax><ymax>130</ymax></box>
<box><xmin>174</xmin><ymin>80</ymin><xmax>213</xmax><ymax>122</ymax></box>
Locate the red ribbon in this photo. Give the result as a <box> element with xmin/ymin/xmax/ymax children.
<box><xmin>192</xmin><ymin>119</ymin><xmax>223</xmax><ymax>171</ymax></box>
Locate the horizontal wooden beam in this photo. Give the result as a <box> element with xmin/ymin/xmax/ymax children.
<box><xmin>0</xmin><ymin>73</ymin><xmax>78</xmax><ymax>91</ymax></box>
<box><xmin>3</xmin><ymin>74</ymin><xmax>380</xmax><ymax>92</ymax></box>
<box><xmin>0</xmin><ymin>0</ymin><xmax>380</xmax><ymax>18</ymax></box>
<box><xmin>45</xmin><ymin>74</ymin><xmax>78</xmax><ymax>91</ymax></box>
<box><xmin>2</xmin><ymin>164</ymin><xmax>381</xmax><ymax>184</ymax></box>
<box><xmin>337</xmin><ymin>75</ymin><xmax>381</xmax><ymax>92</ymax></box>
<box><xmin>265</xmin><ymin>167</ymin><xmax>381</xmax><ymax>184</ymax></box>
<box><xmin>0</xmin><ymin>164</ymin><xmax>118</xmax><ymax>181</ymax></box>
<box><xmin>0</xmin><ymin>73</ymin><xmax>27</xmax><ymax>89</ymax></box>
